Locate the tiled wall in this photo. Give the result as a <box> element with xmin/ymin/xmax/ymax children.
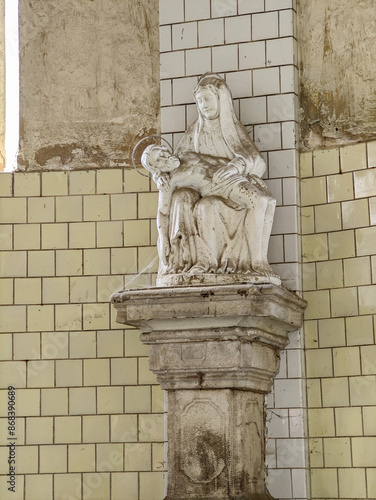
<box><xmin>301</xmin><ymin>141</ymin><xmax>376</xmax><ymax>499</ymax></box>
<box><xmin>0</xmin><ymin>169</ymin><xmax>165</xmax><ymax>500</ymax></box>
<box><xmin>159</xmin><ymin>1</ymin><xmax>307</xmax><ymax>498</ymax></box>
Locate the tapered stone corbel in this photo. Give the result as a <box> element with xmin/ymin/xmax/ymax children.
<box><xmin>112</xmin><ymin>283</ymin><xmax>306</xmax><ymax>500</ymax></box>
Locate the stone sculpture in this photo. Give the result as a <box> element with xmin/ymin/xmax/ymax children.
<box><xmin>141</xmin><ymin>73</ymin><xmax>280</xmax><ymax>286</ymax></box>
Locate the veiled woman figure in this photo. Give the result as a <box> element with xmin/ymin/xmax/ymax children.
<box><xmin>161</xmin><ymin>73</ymin><xmax>275</xmax><ymax>277</ymax></box>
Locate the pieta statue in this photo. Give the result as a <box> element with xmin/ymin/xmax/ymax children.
<box><xmin>140</xmin><ymin>73</ymin><xmax>280</xmax><ymax>287</ymax></box>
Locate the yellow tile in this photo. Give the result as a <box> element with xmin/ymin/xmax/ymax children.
<box><xmin>26</xmin><ymin>416</ymin><xmax>53</xmax><ymax>444</ymax></box>
<box><xmin>316</xmin><ymin>260</ymin><xmax>343</xmax><ymax>290</ymax></box>
<box><xmin>370</xmin><ymin>197</ymin><xmax>376</xmax><ymax>226</ymax></box>
<box><xmin>13</xmin><ymin>332</ymin><xmax>40</xmax><ymax>359</ymax></box>
<box><xmin>313</xmin><ymin>148</ymin><xmax>340</xmax><ymax>176</ymax></box>
<box><xmin>41</xmin><ymin>388</ymin><xmax>68</xmax><ymax>415</ymax></box>
<box><xmin>54</xmin><ymin>473</ymin><xmax>82</xmax><ymax>500</ymax></box>
<box><xmin>123</xmin><ymin>219</ymin><xmax>150</xmax><ymax>247</ymax></box>
<box><xmin>69</xmin><ymin>170</ymin><xmax>96</xmax><ymax>195</ymax></box>
<box><xmin>14</xmin><ymin>278</ymin><xmax>41</xmax><ymax>304</ymax></box>
<box><xmin>367</xmin><ymin>468</ymin><xmax>376</xmax><ymax>499</ymax></box>
<box><xmin>0</xmin><ymin>306</ymin><xmax>27</xmax><ymax>336</ymax></box>
<box><xmin>97</xmin><ymin>443</ymin><xmax>124</xmax><ymax>471</ymax></box>
<box><xmin>0</xmin><ymin>251</ymin><xmax>27</xmax><ymax>277</ymax></box>
<box><xmin>346</xmin><ymin>315</ymin><xmax>374</xmax><ymax>346</ymax></box>
<box><xmin>70</xmin><ymin>276</ymin><xmax>96</xmax><ymax>303</ymax></box>
<box><xmin>28</xmin><ymin>197</ymin><xmax>55</xmax><ymax>223</ymax></box>
<box><xmin>27</xmin><ymin>359</ymin><xmax>54</xmax><ymax>388</ymax></box>
<box><xmin>352</xmin><ymin>437</ymin><xmax>376</xmax><ymax>467</ymax></box>
<box><xmin>14</xmin><ymin>224</ymin><xmax>40</xmax><ymax>250</ymax></box>
<box><xmin>112</xmin><ymin>472</ymin><xmax>138</xmax><ymax>499</ymax></box>
<box><xmin>83</xmin><ymin>303</ymin><xmax>110</xmax><ymax>330</ymax></box>
<box><xmin>110</xmin><ymin>414</ymin><xmax>138</xmax><ymax>442</ymax></box>
<box><xmin>344</xmin><ymin>256</ymin><xmax>371</xmax><ymax>286</ymax></box>
<box><xmin>43</xmin><ymin>277</ymin><xmax>69</xmax><ymax>304</ymax></box>
<box><xmin>28</xmin><ymin>250</ymin><xmax>55</xmax><ymax>277</ymax></box>
<box><xmin>300</xmin><ymin>152</ymin><xmax>313</xmax><ymax>178</ymax></box>
<box><xmin>111</xmin><ymin>358</ymin><xmax>138</xmax><ymax>386</ymax></box>
<box><xmin>41</xmin><ymin>331</ymin><xmax>69</xmax><ymax>359</ymax></box>
<box><xmin>56</xmin><ymin>195</ymin><xmax>83</xmax><ymax>222</ymax></box>
<box><xmin>40</xmin><ymin>444</ymin><xmax>68</xmax><ymax>473</ymax></box>
<box><xmin>359</xmin><ymin>285</ymin><xmax>376</xmax><ymax>314</ymax></box>
<box><xmin>0</xmin><ymin>333</ymin><xmax>12</xmax><ymax>359</ymax></box>
<box><xmin>329</xmin><ymin>230</ymin><xmax>355</xmax><ymax>260</ymax></box>
<box><xmin>55</xmin><ymin>304</ymin><xmax>82</xmax><ymax>331</ymax></box>
<box><xmin>69</xmin><ymin>387</ymin><xmax>96</xmax><ymax>415</ymax></box>
<box><xmin>309</xmin><ymin>438</ymin><xmax>323</xmax><ymax>467</ymax></box>
<box><xmin>301</xmin><ymin>206</ymin><xmax>314</xmax><ymax>235</ymax></box>
<box><xmin>150</xmin><ymin>219</ymin><xmax>158</xmax><ymax>245</ymax></box>
<box><xmin>335</xmin><ymin>408</ymin><xmax>363</xmax><ymax>436</ymax></box>
<box><xmin>323</xmin><ymin>437</ymin><xmax>351</xmax><ymax>467</ymax></box>
<box><xmin>25</xmin><ymin>475</ymin><xmax>53</xmax><ymax>499</ymax></box>
<box><xmin>111</xmin><ymin>248</ymin><xmax>138</xmax><ymax>275</ymax></box>
<box><xmin>304</xmin><ymin>290</ymin><xmax>330</xmax><ymax>320</ymax></box>
<box><xmin>304</xmin><ymin>320</ymin><xmax>318</xmax><ymax>349</ymax></box>
<box><xmin>302</xmin><ymin>263</ymin><xmax>316</xmax><ymax>291</ymax></box>
<box><xmin>125</xmin><ymin>330</ymin><xmax>149</xmax><ymax>357</ymax></box>
<box><xmin>97</xmin><ymin>331</ymin><xmax>124</xmax><ymax>358</ymax></box>
<box><xmin>0</xmin><ymin>173</ymin><xmax>13</xmax><ymax>196</ymax></box>
<box><xmin>84</xmin><ymin>359</ymin><xmax>110</xmax><ymax>386</ymax></box>
<box><xmin>55</xmin><ymin>416</ymin><xmax>81</xmax><ymax>443</ymax></box>
<box><xmin>361</xmin><ymin>345</ymin><xmax>376</xmax><ymax>375</ymax></box>
<box><xmin>356</xmin><ymin>226</ymin><xmax>376</xmax><ymax>257</ymax></box>
<box><xmin>42</xmin><ymin>223</ymin><xmax>68</xmax><ymax>249</ymax></box>
<box><xmin>98</xmin><ymin>275</ymin><xmax>123</xmax><ymax>302</ymax></box>
<box><xmin>367</xmin><ymin>140</ymin><xmax>376</xmax><ymax>167</ymax></box>
<box><xmin>340</xmin><ymin>143</ymin><xmax>367</xmax><ymax>172</ymax></box>
<box><xmin>83</xmin><ymin>415</ymin><xmax>110</xmax><ymax>443</ymax></box>
<box><xmin>125</xmin><ymin>386</ymin><xmax>151</xmax><ymax>413</ymax></box>
<box><xmin>306</xmin><ymin>349</ymin><xmax>333</xmax><ymax>378</ymax></box>
<box><xmin>333</xmin><ymin>346</ymin><xmax>361</xmax><ymax>376</ymax></box>
<box><xmin>308</xmin><ymin>408</ymin><xmax>335</xmax><ymax>437</ymax></box>
<box><xmin>321</xmin><ymin>377</ymin><xmax>349</xmax><ymax>407</ymax></box>
<box><xmin>139</xmin><ymin>357</ymin><xmax>158</xmax><ymax>385</ymax></box>
<box><xmin>68</xmin><ymin>444</ymin><xmax>96</xmax><ymax>472</ymax></box>
<box><xmin>350</xmin><ymin>376</ymin><xmax>376</xmax><ymax>406</ymax></box>
<box><xmin>17</xmin><ymin>445</ymin><xmax>38</xmax><ymax>473</ymax></box>
<box><xmin>56</xmin><ymin>360</ymin><xmax>82</xmax><ymax>387</ymax></box>
<box><xmin>97</xmin><ymin>386</ymin><xmax>123</xmax><ymax>414</ymax></box>
<box><xmin>84</xmin><ymin>249</ymin><xmax>110</xmax><ymax>275</ymax></box>
<box><xmin>138</xmin><ymin>192</ymin><xmax>159</xmax><ymax>219</ymax></box>
<box><xmin>139</xmin><ymin>414</ymin><xmax>164</xmax><ymax>442</ymax></box>
<box><xmin>302</xmin><ymin>234</ymin><xmax>328</xmax><ymax>263</ymax></box>
<box><xmin>315</xmin><ymin>203</ymin><xmax>341</xmax><ymax>233</ymax></box>
<box><xmin>355</xmin><ymin>170</ymin><xmax>376</xmax><ymax>202</ymax></box>
<box><xmin>28</xmin><ymin>305</ymin><xmax>54</xmax><ymax>332</ymax></box>
<box><xmin>70</xmin><ymin>330</ymin><xmax>96</xmax><ymax>358</ymax></box>
<box><xmin>97</xmin><ymin>221</ymin><xmax>123</xmax><ymax>248</ymax></box>
<box><xmin>152</xmin><ymin>443</ymin><xmax>165</xmax><ymax>471</ymax></box>
<box><xmin>69</xmin><ymin>222</ymin><xmax>96</xmax><ymax>249</ymax></box>
<box><xmin>84</xmin><ymin>195</ymin><xmax>110</xmax><ymax>221</ymax></box>
<box><xmin>124</xmin><ymin>443</ymin><xmax>151</xmax><ymax>471</ymax></box>
<box><xmin>342</xmin><ymin>198</ymin><xmax>370</xmax><ymax>230</ymax></box>
<box><xmin>327</xmin><ymin>172</ymin><xmax>354</xmax><ymax>203</ymax></box>
<box><xmin>363</xmin><ymin>407</ymin><xmax>376</xmax><ymax>436</ymax></box>
<box><xmin>0</xmin><ymin>198</ymin><xmax>27</xmax><ymax>223</ymax></box>
<box><xmin>42</xmin><ymin>171</ymin><xmax>68</xmax><ymax>195</ymax></box>
<box><xmin>82</xmin><ymin>472</ymin><xmax>110</xmax><ymax>500</ymax></box>
<box><xmin>0</xmin><ymin>225</ymin><xmax>12</xmax><ymax>250</ymax></box>
<box><xmin>338</xmin><ymin>468</ymin><xmax>367</xmax><ymax>498</ymax></box>
<box><xmin>0</xmin><ymin>475</ymin><xmax>24</xmax><ymax>499</ymax></box>
<box><xmin>138</xmin><ymin>247</ymin><xmax>158</xmax><ymax>273</ymax></box>
<box><xmin>139</xmin><ymin>472</ymin><xmax>165</xmax><ymax>500</ymax></box>
<box><xmin>97</xmin><ymin>169</ymin><xmax>123</xmax><ymax>194</ymax></box>
<box><xmin>15</xmin><ymin>389</ymin><xmax>40</xmax><ymax>417</ymax></box>
<box><xmin>111</xmin><ymin>193</ymin><xmax>137</xmax><ymax>220</ymax></box>
<box><xmin>56</xmin><ymin>249</ymin><xmax>82</xmax><ymax>276</ymax></box>
<box><xmin>14</xmin><ymin>172</ymin><xmax>40</xmax><ymax>196</ymax></box>
<box><xmin>124</xmin><ymin>169</ymin><xmax>150</xmax><ymax>193</ymax></box>
<box><xmin>318</xmin><ymin>318</ymin><xmax>345</xmax><ymax>347</ymax></box>
<box><xmin>307</xmin><ymin>379</ymin><xmax>321</xmax><ymax>407</ymax></box>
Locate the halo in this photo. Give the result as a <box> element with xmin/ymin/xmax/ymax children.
<box><xmin>132</xmin><ymin>135</ymin><xmax>173</xmax><ymax>178</ymax></box>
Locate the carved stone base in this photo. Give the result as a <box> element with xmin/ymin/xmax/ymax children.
<box><xmin>157</xmin><ymin>272</ymin><xmax>281</xmax><ymax>287</ymax></box>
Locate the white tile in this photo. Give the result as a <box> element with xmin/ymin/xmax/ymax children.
<box><xmin>267</xmin><ymin>409</ymin><xmax>289</xmax><ymax>438</ymax></box>
<box><xmin>266</xmin><ymin>0</ymin><xmax>293</xmax><ymax>10</ymax></box>
<box><xmin>185</xmin><ymin>48</ymin><xmax>212</xmax><ymax>76</ymax></box>
<box><xmin>275</xmin><ymin>350</ymin><xmax>287</xmax><ymax>378</ymax></box>
<box><xmin>264</xmin><ymin>178</ymin><xmax>283</xmax><ymax>205</ymax></box>
<box><xmin>279</xmin><ymin>10</ymin><xmax>295</xmax><ymax>37</ymax></box>
<box><xmin>254</xmin><ymin>123</ymin><xmax>282</xmax><ymax>151</ymax></box>
<box><xmin>286</xmin><ymin>330</ymin><xmax>302</xmax><ymax>350</ymax></box>
<box><xmin>186</xmin><ymin>104</ymin><xmax>199</xmax><ymax>127</ymax></box>
<box><xmin>268</xmin><ymin>149</ymin><xmax>297</xmax><ymax>178</ymax></box>
<box><xmin>268</xmin><ymin>94</ymin><xmax>295</xmax><ymax>122</ymax></box>
<box><xmin>185</xmin><ymin>0</ymin><xmax>211</xmax><ymax>21</ymax></box>
<box><xmin>212</xmin><ymin>44</ymin><xmax>238</xmax><ymax>72</ymax></box>
<box><xmin>173</xmin><ymin>132</ymin><xmax>185</xmax><ymax>149</ymax></box>
<box><xmin>273</xmin><ymin>262</ymin><xmax>300</xmax><ymax>291</ymax></box>
<box><xmin>284</xmin><ymin>234</ymin><xmax>300</xmax><ymax>262</ymax></box>
<box><xmin>289</xmin><ymin>409</ymin><xmax>306</xmax><ymax>438</ymax></box>
<box><xmin>292</xmin><ymin>468</ymin><xmax>308</xmax><ymax>498</ymax></box>
<box><xmin>198</xmin><ymin>19</ymin><xmax>224</xmax><ymax>47</ymax></box>
<box><xmin>211</xmin><ymin>0</ymin><xmax>237</xmax><ymax>18</ymax></box>
<box><xmin>267</xmin><ymin>387</ymin><xmax>275</xmax><ymax>408</ymax></box>
<box><xmin>272</xmin><ymin>205</ymin><xmax>299</xmax><ymax>234</ymax></box>
<box><xmin>274</xmin><ymin>378</ymin><xmax>303</xmax><ymax>408</ymax></box>
<box><xmin>268</xmin><ymin>235</ymin><xmax>284</xmax><ymax>264</ymax></box>
<box><xmin>172</xmin><ymin>22</ymin><xmax>198</xmax><ymax>50</ymax></box>
<box><xmin>160</xmin><ymin>80</ymin><xmax>172</xmax><ymax>106</ymax></box>
<box><xmin>282</xmin><ymin>177</ymin><xmax>299</xmax><ymax>205</ymax></box>
<box><xmin>161</xmin><ymin>106</ymin><xmax>186</xmax><ymax>133</ymax></box>
<box><xmin>225</xmin><ymin>71</ymin><xmax>252</xmax><ymax>98</ymax></box>
<box><xmin>239</xmin><ymin>41</ymin><xmax>266</xmax><ymax>69</ymax></box>
<box><xmin>172</xmin><ymin>77</ymin><xmax>197</xmax><ymax>105</ymax></box>
<box><xmin>267</xmin><ymin>37</ymin><xmax>294</xmax><ymax>66</ymax></box>
<box><xmin>280</xmin><ymin>65</ymin><xmax>297</xmax><ymax>93</ymax></box>
<box><xmin>277</xmin><ymin>438</ymin><xmax>305</xmax><ymax>468</ymax></box>
<box><xmin>225</xmin><ymin>15</ymin><xmax>251</xmax><ymax>44</ymax></box>
<box><xmin>160</xmin><ymin>52</ymin><xmax>185</xmax><ymax>79</ymax></box>
<box><xmin>267</xmin><ymin>469</ymin><xmax>292</xmax><ymax>500</ymax></box>
<box><xmin>240</xmin><ymin>97</ymin><xmax>266</xmax><ymax>125</ymax></box>
<box><xmin>160</xmin><ymin>0</ymin><xmax>184</xmax><ymax>25</ymax></box>
<box><xmin>161</xmin><ymin>134</ymin><xmax>173</xmax><ymax>148</ymax></box>
<box><xmin>282</xmin><ymin>121</ymin><xmax>297</xmax><ymax>149</ymax></box>
<box><xmin>160</xmin><ymin>25</ymin><xmax>171</xmax><ymax>52</ymax></box>
<box><xmin>287</xmin><ymin>349</ymin><xmax>302</xmax><ymax>378</ymax></box>
<box><xmin>238</xmin><ymin>0</ymin><xmax>265</xmax><ymax>14</ymax></box>
<box><xmin>252</xmin><ymin>12</ymin><xmax>279</xmax><ymax>41</ymax></box>
<box><xmin>253</xmin><ymin>67</ymin><xmax>280</xmax><ymax>96</ymax></box>
<box><xmin>266</xmin><ymin>439</ymin><xmax>277</xmax><ymax>468</ymax></box>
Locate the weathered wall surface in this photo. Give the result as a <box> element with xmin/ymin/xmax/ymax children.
<box><xmin>0</xmin><ymin>0</ymin><xmax>5</xmax><ymax>170</ymax></box>
<box><xmin>18</xmin><ymin>0</ymin><xmax>160</xmax><ymax>170</ymax></box>
<box><xmin>298</xmin><ymin>0</ymin><xmax>376</xmax><ymax>149</ymax></box>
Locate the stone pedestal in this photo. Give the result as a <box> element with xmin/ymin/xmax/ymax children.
<box><xmin>112</xmin><ymin>283</ymin><xmax>306</xmax><ymax>500</ymax></box>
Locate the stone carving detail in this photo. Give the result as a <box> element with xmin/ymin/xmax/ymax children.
<box><xmin>140</xmin><ymin>73</ymin><xmax>280</xmax><ymax>286</ymax></box>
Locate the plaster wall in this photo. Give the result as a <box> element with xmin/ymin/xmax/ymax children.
<box><xmin>17</xmin><ymin>0</ymin><xmax>160</xmax><ymax>171</ymax></box>
<box><xmin>298</xmin><ymin>0</ymin><xmax>376</xmax><ymax>149</ymax></box>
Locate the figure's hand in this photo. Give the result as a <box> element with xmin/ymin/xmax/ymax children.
<box><xmin>212</xmin><ymin>165</ymin><xmax>239</xmax><ymax>184</ymax></box>
<box><xmin>156</xmin><ymin>174</ymin><xmax>170</xmax><ymax>192</ymax></box>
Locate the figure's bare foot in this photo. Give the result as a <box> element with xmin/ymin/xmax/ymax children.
<box><xmin>189</xmin><ymin>264</ymin><xmax>206</xmax><ymax>274</ymax></box>
<box><xmin>252</xmin><ymin>261</ymin><xmax>278</xmax><ymax>277</ymax></box>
